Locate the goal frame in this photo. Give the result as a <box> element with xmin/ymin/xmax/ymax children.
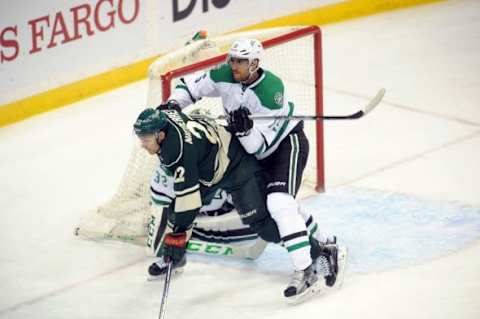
<box><xmin>160</xmin><ymin>25</ymin><xmax>325</xmax><ymax>192</ymax></box>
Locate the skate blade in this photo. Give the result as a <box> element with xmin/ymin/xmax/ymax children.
<box><xmin>285</xmin><ymin>280</ymin><xmax>326</xmax><ymax>305</ymax></box>
<box><xmin>146</xmin><ymin>267</ymin><xmax>184</xmax><ymax>281</ymax></box>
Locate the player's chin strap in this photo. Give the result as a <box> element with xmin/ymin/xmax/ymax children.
<box><xmin>240</xmin><ymin>60</ymin><xmax>260</xmax><ymax>85</ymax></box>
<box><xmin>155</xmin><ymin>132</ymin><xmax>163</xmax><ymax>155</ymax></box>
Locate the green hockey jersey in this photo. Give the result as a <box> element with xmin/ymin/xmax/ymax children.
<box><xmin>159</xmin><ymin>109</ymin><xmax>254</xmax><ymax>231</ymax></box>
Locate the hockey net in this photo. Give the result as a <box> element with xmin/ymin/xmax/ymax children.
<box><xmin>74</xmin><ymin>26</ymin><xmax>324</xmax><ymax>244</ymax></box>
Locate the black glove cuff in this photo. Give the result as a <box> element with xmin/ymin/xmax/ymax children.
<box><xmin>157</xmin><ymin>100</ymin><xmax>181</xmax><ymax>112</ymax></box>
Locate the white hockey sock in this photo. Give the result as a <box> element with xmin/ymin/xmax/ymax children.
<box><xmin>267</xmin><ymin>192</ymin><xmax>312</xmax><ymax>271</ymax></box>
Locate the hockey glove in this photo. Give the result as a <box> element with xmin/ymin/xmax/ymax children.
<box><xmin>228</xmin><ymin>106</ymin><xmax>253</xmax><ymax>136</ymax></box>
<box><xmin>162</xmin><ymin>232</ymin><xmax>187</xmax><ymax>263</ymax></box>
<box><xmin>156</xmin><ymin>100</ymin><xmax>181</xmax><ymax>112</ymax></box>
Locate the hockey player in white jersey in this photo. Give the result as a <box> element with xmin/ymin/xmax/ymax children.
<box><xmin>146</xmin><ymin>164</ymin><xmax>267</xmax><ymax>279</ymax></box>
<box><xmin>160</xmin><ymin>38</ymin><xmax>346</xmax><ymax>303</ymax></box>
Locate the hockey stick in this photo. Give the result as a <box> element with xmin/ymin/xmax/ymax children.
<box><xmin>158</xmin><ymin>259</ymin><xmax>173</xmax><ymax>319</ymax></box>
<box><xmin>212</xmin><ymin>88</ymin><xmax>386</xmax><ymax>121</ymax></box>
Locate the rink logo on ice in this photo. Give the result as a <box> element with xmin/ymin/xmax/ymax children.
<box><xmin>173</xmin><ymin>0</ymin><xmax>231</xmax><ymax>22</ymax></box>
<box><xmin>187</xmin><ymin>240</ymin><xmax>233</xmax><ymax>256</ymax></box>
<box><xmin>0</xmin><ymin>0</ymin><xmax>140</xmax><ymax>63</ymax></box>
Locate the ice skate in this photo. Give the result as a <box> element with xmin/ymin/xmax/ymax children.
<box><xmin>315</xmin><ymin>237</ymin><xmax>347</xmax><ymax>290</ymax></box>
<box><xmin>329</xmin><ymin>244</ymin><xmax>347</xmax><ymax>290</ymax></box>
<box><xmin>284</xmin><ymin>264</ymin><xmax>325</xmax><ymax>304</ymax></box>
<box><xmin>147</xmin><ymin>255</ymin><xmax>186</xmax><ymax>281</ymax></box>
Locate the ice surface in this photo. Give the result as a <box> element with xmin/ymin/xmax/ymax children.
<box><xmin>1</xmin><ymin>1</ymin><xmax>480</xmax><ymax>318</ymax></box>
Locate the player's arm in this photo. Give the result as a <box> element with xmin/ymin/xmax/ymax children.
<box><xmin>160</xmin><ymin>158</ymin><xmax>202</xmax><ymax>264</ymax></box>
<box><xmin>167</xmin><ymin>66</ymin><xmax>225</xmax><ymax>108</ymax></box>
<box><xmin>230</xmin><ymin>113</ymin><xmax>274</xmax><ymax>156</ymax></box>
<box><xmin>230</xmin><ymin>82</ymin><xmax>291</xmax><ymax>157</ymax></box>
<box><xmin>166</xmin><ymin>148</ymin><xmax>202</xmax><ymax>232</ymax></box>
<box><xmin>150</xmin><ymin>165</ymin><xmax>175</xmax><ymax>206</ymax></box>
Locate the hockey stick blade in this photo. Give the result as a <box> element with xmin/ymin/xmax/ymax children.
<box><xmin>355</xmin><ymin>87</ymin><xmax>386</xmax><ymax>117</ymax></box>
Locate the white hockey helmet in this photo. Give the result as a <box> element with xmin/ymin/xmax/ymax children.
<box><xmin>227</xmin><ymin>38</ymin><xmax>263</xmax><ymax>73</ymax></box>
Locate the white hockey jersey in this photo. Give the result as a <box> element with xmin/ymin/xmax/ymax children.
<box><xmin>169</xmin><ymin>64</ymin><xmax>300</xmax><ymax>159</ymax></box>
<box><xmin>150</xmin><ymin>165</ymin><xmax>230</xmax><ymax>213</ymax></box>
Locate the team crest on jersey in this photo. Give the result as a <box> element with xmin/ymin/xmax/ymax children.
<box><xmin>274</xmin><ymin>91</ymin><xmax>283</xmax><ymax>106</ymax></box>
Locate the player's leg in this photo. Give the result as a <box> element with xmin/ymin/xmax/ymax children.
<box><xmin>272</xmin><ymin>128</ymin><xmax>345</xmax><ymax>293</ymax></box>
<box><xmin>193</xmin><ymin>210</ymin><xmax>259</xmax><ymax>243</ymax></box>
<box><xmin>228</xmin><ymin>153</ymin><xmax>324</xmax><ymax>302</ymax></box>
<box><xmin>192</xmin><ymin>206</ymin><xmax>267</xmax><ymax>260</ymax></box>
<box><xmin>260</xmin><ymin>127</ymin><xmax>329</xmax><ymax>302</ymax></box>
<box><xmin>229</xmin><ymin>169</ymin><xmax>282</xmax><ymax>244</ymax></box>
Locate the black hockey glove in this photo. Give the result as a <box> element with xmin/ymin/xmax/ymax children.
<box><xmin>162</xmin><ymin>231</ymin><xmax>187</xmax><ymax>263</ymax></box>
<box><xmin>228</xmin><ymin>106</ymin><xmax>253</xmax><ymax>136</ymax></box>
<box><xmin>156</xmin><ymin>100</ymin><xmax>181</xmax><ymax>112</ymax></box>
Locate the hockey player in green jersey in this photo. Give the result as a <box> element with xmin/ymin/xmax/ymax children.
<box><xmin>133</xmin><ymin>108</ymin><xmax>283</xmax><ymax>272</ymax></box>
<box><xmin>160</xmin><ymin>38</ymin><xmax>346</xmax><ymax>303</ymax></box>
<box><xmin>146</xmin><ymin>163</ymin><xmax>268</xmax><ymax>278</ymax></box>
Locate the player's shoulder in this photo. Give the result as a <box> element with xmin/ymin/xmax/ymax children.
<box><xmin>209</xmin><ymin>63</ymin><xmax>235</xmax><ymax>83</ymax></box>
<box><xmin>252</xmin><ymin>69</ymin><xmax>285</xmax><ymax>110</ymax></box>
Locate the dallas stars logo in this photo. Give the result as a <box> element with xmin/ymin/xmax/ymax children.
<box><xmin>274</xmin><ymin>91</ymin><xmax>283</xmax><ymax>106</ymax></box>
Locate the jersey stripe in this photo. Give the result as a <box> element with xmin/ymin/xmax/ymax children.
<box><xmin>174</xmin><ymin>184</ymin><xmax>199</xmax><ymax>196</ymax></box>
<box><xmin>175</xmin><ymin>190</ymin><xmax>202</xmax><ymax>212</ymax></box>
<box><xmin>282</xmin><ymin>230</ymin><xmax>308</xmax><ymax>242</ymax></box>
<box><xmin>262</xmin><ymin>101</ymin><xmax>294</xmax><ymax>155</ymax></box>
<box><xmin>161</xmin><ymin>117</ymin><xmax>184</xmax><ymax>167</ymax></box>
<box><xmin>254</xmin><ymin>132</ymin><xmax>269</xmax><ymax>156</ymax></box>
<box><xmin>288</xmin><ymin>134</ymin><xmax>299</xmax><ymax>195</ymax></box>
<box><xmin>176</xmin><ymin>78</ymin><xmax>197</xmax><ymax>103</ymax></box>
<box><xmin>286</xmin><ymin>240</ymin><xmax>310</xmax><ymax>252</ymax></box>
<box><xmin>151</xmin><ymin>186</ymin><xmax>172</xmax><ymax>197</ymax></box>
<box><xmin>151</xmin><ymin>196</ymin><xmax>172</xmax><ymax>206</ymax></box>
<box><xmin>192</xmin><ymin>228</ymin><xmax>258</xmax><ymax>243</ymax></box>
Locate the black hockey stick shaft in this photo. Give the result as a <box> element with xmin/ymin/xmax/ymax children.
<box><xmin>216</xmin><ymin>88</ymin><xmax>386</xmax><ymax>121</ymax></box>
<box><xmin>158</xmin><ymin>260</ymin><xmax>173</xmax><ymax>319</ymax></box>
